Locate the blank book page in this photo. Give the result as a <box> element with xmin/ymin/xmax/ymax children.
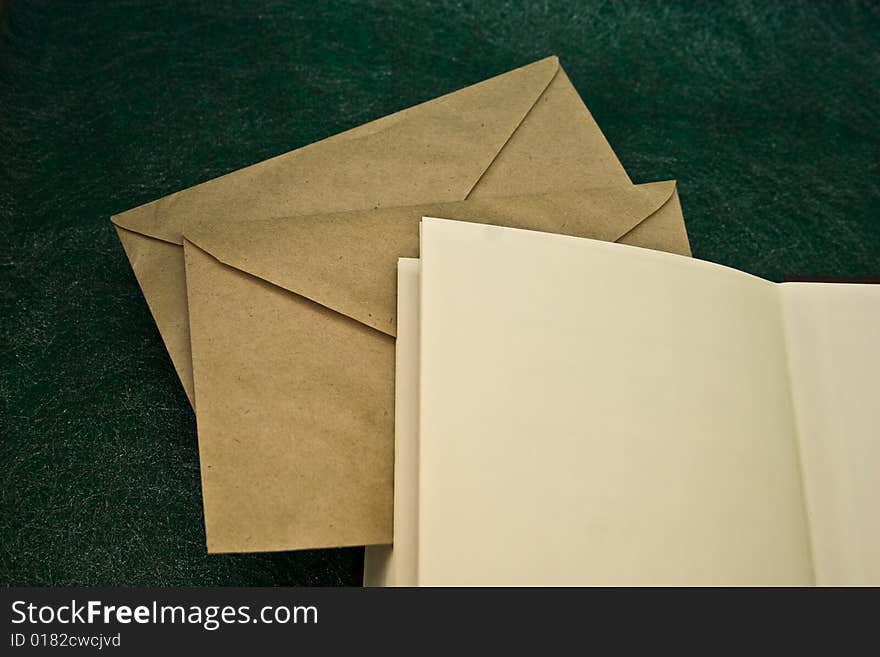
<box><xmin>417</xmin><ymin>217</ymin><xmax>813</xmax><ymax>585</ymax></box>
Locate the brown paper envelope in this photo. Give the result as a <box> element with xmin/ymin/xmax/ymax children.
<box><xmin>111</xmin><ymin>56</ymin><xmax>632</xmax><ymax>404</ymax></box>
<box><xmin>181</xmin><ymin>181</ymin><xmax>690</xmax><ymax>553</ymax></box>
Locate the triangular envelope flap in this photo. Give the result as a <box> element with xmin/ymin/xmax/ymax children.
<box><xmin>468</xmin><ymin>67</ymin><xmax>632</xmax><ymax>198</ymax></box>
<box><xmin>111</xmin><ymin>57</ymin><xmax>561</xmax><ymax>244</ymax></box>
<box><xmin>184</xmin><ymin>181</ymin><xmax>676</xmax><ymax>338</ymax></box>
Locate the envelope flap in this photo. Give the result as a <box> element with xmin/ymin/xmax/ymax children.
<box><xmin>111</xmin><ymin>57</ymin><xmax>562</xmax><ymax>244</ymax></box>
<box><xmin>183</xmin><ymin>181</ymin><xmax>676</xmax><ymax>338</ymax></box>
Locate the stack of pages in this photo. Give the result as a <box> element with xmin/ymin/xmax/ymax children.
<box><xmin>365</xmin><ymin>219</ymin><xmax>879</xmax><ymax>585</ymax></box>
<box><xmin>112</xmin><ymin>57</ymin><xmax>878</xmax><ymax>585</ymax></box>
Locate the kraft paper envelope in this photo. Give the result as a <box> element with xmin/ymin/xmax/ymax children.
<box><xmin>181</xmin><ymin>180</ymin><xmax>691</xmax><ymax>553</ymax></box>
<box><xmin>110</xmin><ymin>56</ymin><xmax>634</xmax><ymax>405</ymax></box>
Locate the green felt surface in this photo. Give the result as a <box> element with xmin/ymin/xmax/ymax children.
<box><xmin>1</xmin><ymin>0</ymin><xmax>878</xmax><ymax>586</ymax></box>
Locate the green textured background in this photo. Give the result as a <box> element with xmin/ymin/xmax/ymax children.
<box><xmin>1</xmin><ymin>0</ymin><xmax>878</xmax><ymax>586</ymax></box>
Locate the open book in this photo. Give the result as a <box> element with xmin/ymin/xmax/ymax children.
<box><xmin>364</xmin><ymin>217</ymin><xmax>879</xmax><ymax>586</ymax></box>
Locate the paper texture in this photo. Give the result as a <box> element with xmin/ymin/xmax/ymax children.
<box><xmin>379</xmin><ymin>218</ymin><xmax>879</xmax><ymax>585</ymax></box>
<box><xmin>781</xmin><ymin>283</ymin><xmax>880</xmax><ymax>585</ymax></box>
<box><xmin>111</xmin><ymin>56</ymin><xmax>631</xmax><ymax>405</ymax></box>
<box><xmin>363</xmin><ymin>259</ymin><xmax>421</xmax><ymax>587</ymax></box>
<box><xmin>183</xmin><ymin>182</ymin><xmax>690</xmax><ymax>553</ymax></box>
<box><xmin>398</xmin><ymin>218</ymin><xmax>822</xmax><ymax>585</ymax></box>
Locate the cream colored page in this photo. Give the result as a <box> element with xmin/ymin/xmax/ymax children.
<box><xmin>780</xmin><ymin>283</ymin><xmax>880</xmax><ymax>585</ymax></box>
<box><xmin>363</xmin><ymin>259</ymin><xmax>421</xmax><ymax>586</ymax></box>
<box><xmin>417</xmin><ymin>218</ymin><xmax>814</xmax><ymax>585</ymax></box>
